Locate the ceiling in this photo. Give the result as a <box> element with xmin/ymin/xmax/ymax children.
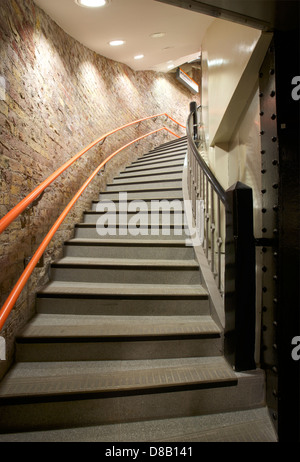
<box><xmin>33</xmin><ymin>0</ymin><xmax>215</xmax><ymax>73</ymax></box>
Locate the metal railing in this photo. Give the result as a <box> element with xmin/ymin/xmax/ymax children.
<box><xmin>187</xmin><ymin>102</ymin><xmax>226</xmax><ymax>293</ymax></box>
<box><xmin>0</xmin><ymin>113</ymin><xmax>185</xmax><ymax>236</ymax></box>
<box><xmin>0</xmin><ymin>116</ymin><xmax>184</xmax><ymax>332</ymax></box>
<box><xmin>186</xmin><ymin>102</ymin><xmax>256</xmax><ymax>372</ymax></box>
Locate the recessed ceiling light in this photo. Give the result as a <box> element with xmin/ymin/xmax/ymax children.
<box><xmin>150</xmin><ymin>32</ymin><xmax>166</xmax><ymax>39</ymax></box>
<box><xmin>109</xmin><ymin>40</ymin><xmax>125</xmax><ymax>47</ymax></box>
<box><xmin>134</xmin><ymin>54</ymin><xmax>144</xmax><ymax>60</ymax></box>
<box><xmin>75</xmin><ymin>0</ymin><xmax>107</xmax><ymax>7</ymax></box>
<box><xmin>167</xmin><ymin>64</ymin><xmax>175</xmax><ymax>69</ymax></box>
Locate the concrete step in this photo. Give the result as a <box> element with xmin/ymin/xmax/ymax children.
<box><xmin>145</xmin><ymin>147</ymin><xmax>186</xmax><ymax>157</ymax></box>
<box><xmin>118</xmin><ymin>165</ymin><xmax>184</xmax><ymax>178</ymax></box>
<box><xmin>50</xmin><ymin>257</ymin><xmax>201</xmax><ymax>285</ymax></box>
<box><xmin>105</xmin><ymin>179</ymin><xmax>182</xmax><ymax>192</ymax></box>
<box><xmin>131</xmin><ymin>154</ymin><xmax>186</xmax><ymax>168</ymax></box>
<box><xmin>63</xmin><ymin>238</ymin><xmax>195</xmax><ymax>260</ymax></box>
<box><xmin>74</xmin><ymin>223</ymin><xmax>190</xmax><ymax>240</ymax></box>
<box><xmin>0</xmin><ymin>357</ymin><xmax>245</xmax><ymax>433</ymax></box>
<box><xmin>135</xmin><ymin>148</ymin><xmax>186</xmax><ymax>163</ymax></box>
<box><xmin>91</xmin><ymin>198</ymin><xmax>185</xmax><ymax>212</ymax></box>
<box><xmin>124</xmin><ymin>159</ymin><xmax>185</xmax><ymax>174</ymax></box>
<box><xmin>99</xmin><ymin>186</ymin><xmax>183</xmax><ymax>201</ymax></box>
<box><xmin>14</xmin><ymin>314</ymin><xmax>222</xmax><ymax>361</ymax></box>
<box><xmin>146</xmin><ymin>139</ymin><xmax>187</xmax><ymax>156</ymax></box>
<box><xmin>113</xmin><ymin>171</ymin><xmax>183</xmax><ymax>184</ymax></box>
<box><xmin>99</xmin><ymin>189</ymin><xmax>183</xmax><ymax>201</ymax></box>
<box><xmin>0</xmin><ymin>407</ymin><xmax>278</xmax><ymax>442</ymax></box>
<box><xmin>83</xmin><ymin>210</ymin><xmax>186</xmax><ymax>226</ymax></box>
<box><xmin>36</xmin><ymin>281</ymin><xmax>210</xmax><ymax>316</ymax></box>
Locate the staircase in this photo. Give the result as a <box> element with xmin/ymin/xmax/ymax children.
<box><xmin>0</xmin><ymin>137</ymin><xmax>277</xmax><ymax>442</ymax></box>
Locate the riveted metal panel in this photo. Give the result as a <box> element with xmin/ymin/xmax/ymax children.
<box><xmin>258</xmin><ymin>41</ymin><xmax>279</xmax><ymax>431</ymax></box>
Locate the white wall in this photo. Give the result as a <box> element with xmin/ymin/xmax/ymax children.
<box><xmin>202</xmin><ymin>19</ymin><xmax>261</xmax><ymax>147</ymax></box>
<box><xmin>200</xmin><ymin>19</ymin><xmax>272</xmax><ymax>364</ymax></box>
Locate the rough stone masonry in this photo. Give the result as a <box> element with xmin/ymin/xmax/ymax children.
<box><xmin>0</xmin><ymin>0</ymin><xmax>200</xmax><ymax>378</ymax></box>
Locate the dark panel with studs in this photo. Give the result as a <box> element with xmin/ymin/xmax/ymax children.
<box><xmin>258</xmin><ymin>41</ymin><xmax>279</xmax><ymax>432</ymax></box>
<box><xmin>274</xmin><ymin>27</ymin><xmax>300</xmax><ymax>443</ymax></box>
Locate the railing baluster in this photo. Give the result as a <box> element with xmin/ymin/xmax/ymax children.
<box><xmin>205</xmin><ymin>177</ymin><xmax>209</xmax><ymax>260</ymax></box>
<box><xmin>187</xmin><ymin>104</ymin><xmax>256</xmax><ymax>372</ymax></box>
<box><xmin>217</xmin><ymin>197</ymin><xmax>222</xmax><ymax>291</ymax></box>
<box><xmin>210</xmin><ymin>184</ymin><xmax>215</xmax><ymax>274</ymax></box>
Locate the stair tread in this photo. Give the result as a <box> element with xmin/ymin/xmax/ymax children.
<box><xmin>100</xmin><ymin>186</ymin><xmax>183</xmax><ymax>193</ymax></box>
<box><xmin>17</xmin><ymin>314</ymin><xmax>220</xmax><ymax>339</ymax></box>
<box><xmin>130</xmin><ymin>157</ymin><xmax>186</xmax><ymax>167</ymax></box>
<box><xmin>119</xmin><ymin>167</ymin><xmax>184</xmax><ymax>177</ymax></box>
<box><xmin>0</xmin><ymin>407</ymin><xmax>278</xmax><ymax>442</ymax></box>
<box><xmin>0</xmin><ymin>357</ymin><xmax>235</xmax><ymax>399</ymax></box>
<box><xmin>66</xmin><ymin>238</ymin><xmax>188</xmax><ymax>246</ymax></box>
<box><xmin>38</xmin><ymin>281</ymin><xmax>208</xmax><ymax>297</ymax></box>
<box><xmin>52</xmin><ymin>257</ymin><xmax>199</xmax><ymax>268</ymax></box>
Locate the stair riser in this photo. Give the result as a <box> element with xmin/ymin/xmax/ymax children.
<box><xmin>91</xmin><ymin>199</ymin><xmax>184</xmax><ymax>212</ymax></box>
<box><xmin>131</xmin><ymin>155</ymin><xmax>186</xmax><ymax>168</ymax></box>
<box><xmin>50</xmin><ymin>267</ymin><xmax>201</xmax><ymax>285</ymax></box>
<box><xmin>83</xmin><ymin>213</ymin><xmax>186</xmax><ymax>226</ymax></box>
<box><xmin>135</xmin><ymin>147</ymin><xmax>186</xmax><ymax>156</ymax></box>
<box><xmin>64</xmin><ymin>244</ymin><xmax>195</xmax><ymax>260</ymax></box>
<box><xmin>146</xmin><ymin>144</ymin><xmax>187</xmax><ymax>157</ymax></box>
<box><xmin>124</xmin><ymin>160</ymin><xmax>184</xmax><ymax>173</ymax></box>
<box><xmin>135</xmin><ymin>149</ymin><xmax>186</xmax><ymax>161</ymax></box>
<box><xmin>113</xmin><ymin>173</ymin><xmax>183</xmax><ymax>184</ymax></box>
<box><xmin>106</xmin><ymin>181</ymin><xmax>182</xmax><ymax>192</ymax></box>
<box><xmin>99</xmin><ymin>191</ymin><xmax>183</xmax><ymax>201</ymax></box>
<box><xmin>119</xmin><ymin>166</ymin><xmax>183</xmax><ymax>178</ymax></box>
<box><xmin>0</xmin><ymin>374</ymin><xmax>265</xmax><ymax>434</ymax></box>
<box><xmin>36</xmin><ymin>297</ymin><xmax>210</xmax><ymax>316</ymax></box>
<box><xmin>74</xmin><ymin>226</ymin><xmax>191</xmax><ymax>240</ymax></box>
<box><xmin>16</xmin><ymin>337</ymin><xmax>222</xmax><ymax>362</ymax></box>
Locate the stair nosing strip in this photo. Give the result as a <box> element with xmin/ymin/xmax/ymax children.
<box><xmin>106</xmin><ymin>179</ymin><xmax>182</xmax><ymax>187</ymax></box>
<box><xmin>64</xmin><ymin>239</ymin><xmax>188</xmax><ymax>246</ymax></box>
<box><xmin>0</xmin><ymin>362</ymin><xmax>236</xmax><ymax>401</ymax></box>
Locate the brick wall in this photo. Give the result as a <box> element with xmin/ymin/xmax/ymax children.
<box><xmin>0</xmin><ymin>0</ymin><xmax>199</xmax><ymax>378</ymax></box>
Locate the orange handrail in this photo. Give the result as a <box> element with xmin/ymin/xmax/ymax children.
<box><xmin>0</xmin><ymin>127</ymin><xmax>180</xmax><ymax>331</ymax></box>
<box><xmin>0</xmin><ymin>113</ymin><xmax>184</xmax><ymax>235</ymax></box>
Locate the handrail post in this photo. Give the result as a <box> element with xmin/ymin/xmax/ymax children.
<box><xmin>189</xmin><ymin>101</ymin><xmax>198</xmax><ymax>141</ymax></box>
<box><xmin>224</xmin><ymin>182</ymin><xmax>256</xmax><ymax>372</ymax></box>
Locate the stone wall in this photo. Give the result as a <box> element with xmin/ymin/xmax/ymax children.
<box><xmin>0</xmin><ymin>0</ymin><xmax>199</xmax><ymax>378</ymax></box>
